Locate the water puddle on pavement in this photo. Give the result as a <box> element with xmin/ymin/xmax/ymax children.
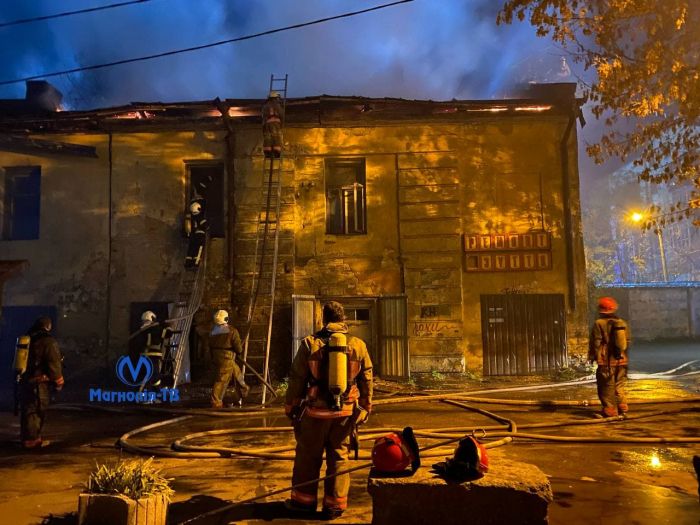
<box><xmin>611</xmin><ymin>448</ymin><xmax>698</xmax><ymax>497</ymax></box>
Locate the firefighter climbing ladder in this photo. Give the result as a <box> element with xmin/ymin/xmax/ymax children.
<box><xmin>242</xmin><ymin>74</ymin><xmax>288</xmax><ymax>405</ymax></box>
<box><xmin>166</xmin><ymin>238</ymin><xmax>208</xmax><ymax>390</ymax></box>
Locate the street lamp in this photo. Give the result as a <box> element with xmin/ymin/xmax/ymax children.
<box><xmin>629</xmin><ymin>211</ymin><xmax>669</xmax><ymax>281</ymax></box>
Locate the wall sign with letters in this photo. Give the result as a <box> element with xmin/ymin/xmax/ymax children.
<box><xmin>463</xmin><ymin>232</ymin><xmax>552</xmax><ymax>272</ymax></box>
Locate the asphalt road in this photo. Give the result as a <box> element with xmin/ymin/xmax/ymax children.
<box><xmin>0</xmin><ymin>341</ymin><xmax>697</xmax><ymax>525</ymax></box>
<box><xmin>628</xmin><ymin>341</ymin><xmax>699</xmax><ymax>374</ymax></box>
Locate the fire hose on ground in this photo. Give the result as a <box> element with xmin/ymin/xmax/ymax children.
<box><xmin>168</xmin><ymin>397</ymin><xmax>699</xmax><ymax>523</ymax></box>
<box><xmin>57</xmin><ymin>361</ymin><xmax>700</xmax><ymax>523</ymax></box>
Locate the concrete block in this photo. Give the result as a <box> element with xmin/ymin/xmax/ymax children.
<box><xmin>367</xmin><ymin>460</ymin><xmax>552</xmax><ymax>525</ymax></box>
<box><xmin>78</xmin><ymin>493</ymin><xmax>168</xmax><ymax>525</ymax></box>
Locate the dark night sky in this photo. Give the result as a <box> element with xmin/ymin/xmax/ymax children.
<box><xmin>0</xmin><ymin>0</ymin><xmax>614</xmax><ymax>188</ymax></box>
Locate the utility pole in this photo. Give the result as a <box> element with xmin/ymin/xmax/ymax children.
<box><xmin>655</xmin><ymin>229</ymin><xmax>669</xmax><ymax>281</ymax></box>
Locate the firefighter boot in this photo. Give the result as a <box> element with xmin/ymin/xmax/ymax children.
<box><xmin>321</xmin><ymin>507</ymin><xmax>344</xmax><ymax>520</ymax></box>
<box><xmin>284</xmin><ymin>499</ymin><xmax>315</xmax><ymax>515</ymax></box>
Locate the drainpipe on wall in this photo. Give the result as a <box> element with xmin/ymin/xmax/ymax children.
<box><xmin>560</xmin><ymin>109</ymin><xmax>578</xmax><ymax>311</ymax></box>
<box><xmin>216</xmin><ymin>98</ymin><xmax>236</xmax><ymax>281</ymax></box>
<box><xmin>394</xmin><ymin>153</ymin><xmax>406</xmax><ymax>294</ymax></box>
<box><xmin>105</xmin><ymin>132</ymin><xmax>113</xmax><ymax>369</ymax></box>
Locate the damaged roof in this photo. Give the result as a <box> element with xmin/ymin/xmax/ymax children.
<box><xmin>0</xmin><ymin>83</ymin><xmax>582</xmax><ymax>134</ymax></box>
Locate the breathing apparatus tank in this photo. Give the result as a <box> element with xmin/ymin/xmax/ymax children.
<box><xmin>13</xmin><ymin>335</ymin><xmax>30</xmax><ymax>376</ymax></box>
<box><xmin>328</xmin><ymin>333</ymin><xmax>348</xmax><ymax>410</ymax></box>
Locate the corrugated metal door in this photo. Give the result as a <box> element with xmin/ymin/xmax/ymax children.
<box><xmin>481</xmin><ymin>294</ymin><xmax>566</xmax><ymax>375</ymax></box>
<box><xmin>378</xmin><ymin>295</ymin><xmax>409</xmax><ymax>378</ymax></box>
<box><xmin>292</xmin><ymin>295</ymin><xmax>316</xmax><ymax>360</ymax></box>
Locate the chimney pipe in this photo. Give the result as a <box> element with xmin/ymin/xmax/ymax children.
<box><xmin>25</xmin><ymin>80</ymin><xmax>63</xmax><ymax>112</ymax></box>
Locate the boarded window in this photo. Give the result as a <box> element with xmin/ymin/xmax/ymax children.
<box><xmin>2</xmin><ymin>166</ymin><xmax>41</xmax><ymax>240</ymax></box>
<box><xmin>187</xmin><ymin>163</ymin><xmax>225</xmax><ymax>238</ymax></box>
<box><xmin>325</xmin><ymin>158</ymin><xmax>366</xmax><ymax>235</ymax></box>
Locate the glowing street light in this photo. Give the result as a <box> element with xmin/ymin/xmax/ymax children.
<box><xmin>628</xmin><ymin>211</ymin><xmax>669</xmax><ymax>281</ymax></box>
<box><xmin>630</xmin><ymin>212</ymin><xmax>644</xmax><ymax>223</ymax></box>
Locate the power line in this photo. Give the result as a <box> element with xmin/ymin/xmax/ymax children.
<box><xmin>0</xmin><ymin>0</ymin><xmax>155</xmax><ymax>29</ymax></box>
<box><xmin>0</xmin><ymin>0</ymin><xmax>414</xmax><ymax>87</ymax></box>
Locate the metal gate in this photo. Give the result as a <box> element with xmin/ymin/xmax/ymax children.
<box><xmin>481</xmin><ymin>294</ymin><xmax>566</xmax><ymax>375</ymax></box>
<box><xmin>292</xmin><ymin>295</ymin><xmax>317</xmax><ymax>360</ymax></box>
<box><xmin>378</xmin><ymin>295</ymin><xmax>409</xmax><ymax>378</ymax></box>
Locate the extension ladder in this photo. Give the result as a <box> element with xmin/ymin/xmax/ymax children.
<box><xmin>165</xmin><ymin>237</ymin><xmax>208</xmax><ymax>389</ymax></box>
<box><xmin>242</xmin><ymin>74</ymin><xmax>288</xmax><ymax>404</ymax></box>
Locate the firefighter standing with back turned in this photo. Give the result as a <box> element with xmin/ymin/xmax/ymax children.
<box><xmin>588</xmin><ymin>297</ymin><xmax>631</xmax><ymax>418</ymax></box>
<box><xmin>17</xmin><ymin>316</ymin><xmax>64</xmax><ymax>449</ymax></box>
<box><xmin>285</xmin><ymin>301</ymin><xmax>373</xmax><ymax>520</ymax></box>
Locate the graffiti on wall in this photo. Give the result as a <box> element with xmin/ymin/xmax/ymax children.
<box><xmin>411</xmin><ymin>321</ymin><xmax>461</xmax><ymax>338</ymax></box>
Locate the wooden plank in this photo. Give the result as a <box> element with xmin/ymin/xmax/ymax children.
<box><xmin>400</xmin><ymin>219</ymin><xmax>461</xmax><ymax>236</ymax></box>
<box><xmin>399</xmin><ymin>185</ymin><xmax>459</xmax><ymax>203</ymax></box>
<box><xmin>397</xmin><ymin>152</ymin><xmax>457</xmax><ymax>170</ymax></box>
<box><xmin>399</xmin><ymin>202</ymin><xmax>460</xmax><ymax>221</ymax></box>
<box><xmin>399</xmin><ymin>168</ymin><xmax>459</xmax><ymax>186</ymax></box>
<box><xmin>401</xmin><ymin>235</ymin><xmax>461</xmax><ymax>254</ymax></box>
<box><xmin>0</xmin><ymin>135</ymin><xmax>98</xmax><ymax>158</ymax></box>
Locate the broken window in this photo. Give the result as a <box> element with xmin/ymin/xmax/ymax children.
<box><xmin>325</xmin><ymin>158</ymin><xmax>366</xmax><ymax>235</ymax></box>
<box><xmin>187</xmin><ymin>163</ymin><xmax>225</xmax><ymax>238</ymax></box>
<box><xmin>2</xmin><ymin>166</ymin><xmax>41</xmax><ymax>240</ymax></box>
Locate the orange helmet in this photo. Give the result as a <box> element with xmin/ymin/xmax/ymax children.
<box><xmin>598</xmin><ymin>297</ymin><xmax>618</xmax><ymax>314</ymax></box>
<box><xmin>434</xmin><ymin>435</ymin><xmax>489</xmax><ymax>481</ymax></box>
<box><xmin>371</xmin><ymin>427</ymin><xmax>420</xmax><ymax>473</ymax></box>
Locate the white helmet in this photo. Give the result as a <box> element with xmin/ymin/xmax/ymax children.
<box><xmin>213</xmin><ymin>309</ymin><xmax>229</xmax><ymax>325</ymax></box>
<box><xmin>141</xmin><ymin>310</ymin><xmax>157</xmax><ymax>323</ymax></box>
<box><xmin>190</xmin><ymin>202</ymin><xmax>202</xmax><ymax>215</ymax></box>
<box><xmin>269</xmin><ymin>90</ymin><xmax>280</xmax><ymax>99</ymax></box>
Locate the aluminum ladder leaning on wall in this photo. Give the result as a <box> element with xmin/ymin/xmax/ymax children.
<box><xmin>242</xmin><ymin>74</ymin><xmax>288</xmax><ymax>405</ymax></box>
<box><xmin>166</xmin><ymin>236</ymin><xmax>208</xmax><ymax>390</ymax></box>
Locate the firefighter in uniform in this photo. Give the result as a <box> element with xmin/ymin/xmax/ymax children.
<box><xmin>185</xmin><ymin>201</ymin><xmax>208</xmax><ymax>269</ymax></box>
<box><xmin>262</xmin><ymin>91</ymin><xmax>284</xmax><ymax>158</ymax></box>
<box><xmin>19</xmin><ymin>316</ymin><xmax>64</xmax><ymax>449</ymax></box>
<box><xmin>209</xmin><ymin>309</ymin><xmax>249</xmax><ymax>408</ymax></box>
<box><xmin>132</xmin><ymin>311</ymin><xmax>172</xmax><ymax>387</ymax></box>
<box><xmin>285</xmin><ymin>301</ymin><xmax>373</xmax><ymax>520</ymax></box>
<box><xmin>588</xmin><ymin>297</ymin><xmax>631</xmax><ymax>418</ymax></box>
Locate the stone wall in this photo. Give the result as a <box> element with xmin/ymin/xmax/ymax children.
<box><xmin>0</xmin><ymin>130</ymin><xmax>229</xmax><ymax>384</ymax></box>
<box><xmin>1</xmin><ymin>106</ymin><xmax>589</xmax><ymax>381</ymax></box>
<box><xmin>231</xmin><ymin>117</ymin><xmax>589</xmax><ymax>375</ymax></box>
<box><xmin>595</xmin><ymin>285</ymin><xmax>700</xmax><ymax>340</ymax></box>
<box><xmin>1</xmin><ymin>134</ymin><xmax>111</xmax><ymax>380</ymax></box>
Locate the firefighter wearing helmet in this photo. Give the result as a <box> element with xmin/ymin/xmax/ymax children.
<box><xmin>262</xmin><ymin>90</ymin><xmax>284</xmax><ymax>158</ymax></box>
<box><xmin>588</xmin><ymin>297</ymin><xmax>632</xmax><ymax>418</ymax></box>
<box><xmin>18</xmin><ymin>316</ymin><xmax>64</xmax><ymax>449</ymax></box>
<box><xmin>209</xmin><ymin>309</ymin><xmax>249</xmax><ymax>408</ymax></box>
<box><xmin>129</xmin><ymin>310</ymin><xmax>172</xmax><ymax>387</ymax></box>
<box><xmin>185</xmin><ymin>198</ymin><xmax>209</xmax><ymax>269</ymax></box>
<box><xmin>285</xmin><ymin>301</ymin><xmax>373</xmax><ymax>520</ymax></box>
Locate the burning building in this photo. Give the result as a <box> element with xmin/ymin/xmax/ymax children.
<box><xmin>0</xmin><ymin>81</ymin><xmax>588</xmax><ymax>391</ymax></box>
